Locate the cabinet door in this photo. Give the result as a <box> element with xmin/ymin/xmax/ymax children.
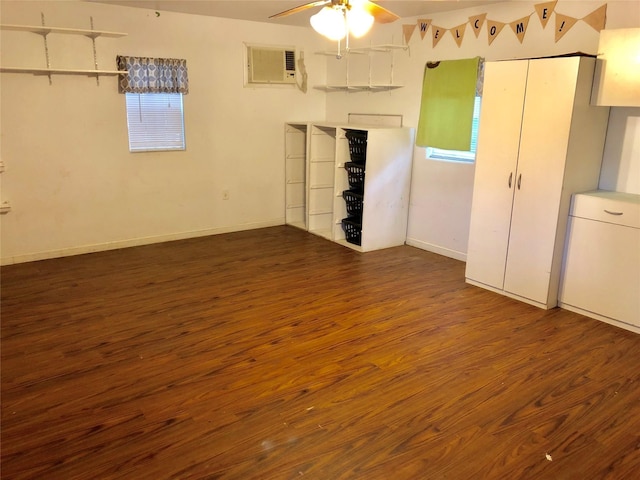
<box><xmin>561</xmin><ymin>217</ymin><xmax>640</xmax><ymax>327</ymax></box>
<box><xmin>465</xmin><ymin>60</ymin><xmax>528</xmax><ymax>289</ymax></box>
<box><xmin>503</xmin><ymin>57</ymin><xmax>580</xmax><ymax>304</ymax></box>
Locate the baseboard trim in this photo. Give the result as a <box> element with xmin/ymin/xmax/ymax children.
<box><xmin>405</xmin><ymin>238</ymin><xmax>467</xmax><ymax>262</ymax></box>
<box><xmin>1</xmin><ymin>219</ymin><xmax>283</xmax><ymax>265</ymax></box>
<box><xmin>558</xmin><ymin>302</ymin><xmax>640</xmax><ymax>335</ymax></box>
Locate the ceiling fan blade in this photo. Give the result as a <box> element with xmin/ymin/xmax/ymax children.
<box><xmin>362</xmin><ymin>1</ymin><xmax>400</xmax><ymax>24</ymax></box>
<box><xmin>269</xmin><ymin>1</ymin><xmax>331</xmax><ymax>19</ymax></box>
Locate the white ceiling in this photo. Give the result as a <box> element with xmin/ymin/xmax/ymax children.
<box><xmin>87</xmin><ymin>1</ymin><xmax>506</xmax><ymax>27</ymax></box>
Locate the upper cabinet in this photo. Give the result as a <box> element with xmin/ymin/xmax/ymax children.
<box><xmin>591</xmin><ymin>28</ymin><xmax>640</xmax><ymax>107</ymax></box>
<box><xmin>466</xmin><ymin>57</ymin><xmax>610</xmax><ymax>309</ymax></box>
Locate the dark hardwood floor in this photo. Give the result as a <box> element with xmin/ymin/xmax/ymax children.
<box><xmin>2</xmin><ymin>226</ymin><xmax>639</xmax><ymax>479</ymax></box>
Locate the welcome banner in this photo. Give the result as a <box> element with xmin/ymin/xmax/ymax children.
<box><xmin>402</xmin><ymin>2</ymin><xmax>606</xmax><ymax>47</ymax></box>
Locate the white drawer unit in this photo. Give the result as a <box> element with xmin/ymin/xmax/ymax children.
<box><xmin>559</xmin><ymin>191</ymin><xmax>640</xmax><ymax>333</ymax></box>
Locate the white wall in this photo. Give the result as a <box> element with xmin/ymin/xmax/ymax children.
<box><xmin>322</xmin><ymin>0</ymin><xmax>640</xmax><ymax>260</ymax></box>
<box><xmin>0</xmin><ymin>0</ymin><xmax>327</xmax><ymax>264</ymax></box>
<box><xmin>2</xmin><ymin>1</ymin><xmax>638</xmax><ymax>265</ymax></box>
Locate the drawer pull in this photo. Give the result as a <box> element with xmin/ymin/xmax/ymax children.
<box><xmin>604</xmin><ymin>209</ymin><xmax>623</xmax><ymax>216</ymax></box>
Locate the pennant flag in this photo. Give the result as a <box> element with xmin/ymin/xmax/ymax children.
<box><xmin>418</xmin><ymin>18</ymin><xmax>432</xmax><ymax>39</ymax></box>
<box><xmin>582</xmin><ymin>4</ymin><xmax>607</xmax><ymax>32</ymax></box>
<box><xmin>432</xmin><ymin>25</ymin><xmax>447</xmax><ymax>47</ymax></box>
<box><xmin>403</xmin><ymin>24</ymin><xmax>417</xmax><ymax>44</ymax></box>
<box><xmin>487</xmin><ymin>20</ymin><xmax>506</xmax><ymax>45</ymax></box>
<box><xmin>469</xmin><ymin>13</ymin><xmax>487</xmax><ymax>38</ymax></box>
<box><xmin>555</xmin><ymin>13</ymin><xmax>578</xmax><ymax>42</ymax></box>
<box><xmin>510</xmin><ymin>15</ymin><xmax>531</xmax><ymax>44</ymax></box>
<box><xmin>450</xmin><ymin>23</ymin><xmax>467</xmax><ymax>47</ymax></box>
<box><xmin>534</xmin><ymin>1</ymin><xmax>557</xmax><ymax>28</ymax></box>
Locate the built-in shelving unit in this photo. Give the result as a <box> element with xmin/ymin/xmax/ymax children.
<box><xmin>285</xmin><ymin>123</ymin><xmax>308</xmax><ymax>230</ymax></box>
<box><xmin>0</xmin><ymin>15</ymin><xmax>127</xmax><ymax>80</ymax></box>
<box><xmin>308</xmin><ymin>125</ymin><xmax>337</xmax><ymax>240</ymax></box>
<box><xmin>284</xmin><ymin>122</ymin><xmax>414</xmax><ymax>252</ymax></box>
<box><xmin>314</xmin><ymin>44</ymin><xmax>408</xmax><ymax>92</ymax></box>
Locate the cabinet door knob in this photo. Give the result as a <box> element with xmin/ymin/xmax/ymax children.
<box><xmin>517</xmin><ymin>174</ymin><xmax>522</xmax><ymax>190</ymax></box>
<box><xmin>604</xmin><ymin>209</ymin><xmax>623</xmax><ymax>216</ymax></box>
<box><xmin>508</xmin><ymin>172</ymin><xmax>513</xmax><ymax>188</ymax></box>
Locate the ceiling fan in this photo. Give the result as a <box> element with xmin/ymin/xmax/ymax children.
<box><xmin>270</xmin><ymin>0</ymin><xmax>399</xmax><ymax>43</ymax></box>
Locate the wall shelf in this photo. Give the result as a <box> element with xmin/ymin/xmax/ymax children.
<box><xmin>0</xmin><ymin>23</ymin><xmax>127</xmax><ymax>38</ymax></box>
<box><xmin>0</xmin><ymin>66</ymin><xmax>126</xmax><ymax>76</ymax></box>
<box><xmin>314</xmin><ymin>43</ymin><xmax>407</xmax><ymax>93</ymax></box>
<box><xmin>349</xmin><ymin>44</ymin><xmax>409</xmax><ymax>53</ymax></box>
<box><xmin>0</xmin><ymin>16</ymin><xmax>128</xmax><ymax>81</ymax></box>
<box><xmin>314</xmin><ymin>84</ymin><xmax>403</xmax><ymax>91</ymax></box>
<box><xmin>315</xmin><ymin>44</ymin><xmax>408</xmax><ymax>56</ymax></box>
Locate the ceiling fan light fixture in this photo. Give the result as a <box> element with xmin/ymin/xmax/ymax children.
<box><xmin>310</xmin><ymin>6</ymin><xmax>347</xmax><ymax>41</ymax></box>
<box><xmin>346</xmin><ymin>6</ymin><xmax>374</xmax><ymax>38</ymax></box>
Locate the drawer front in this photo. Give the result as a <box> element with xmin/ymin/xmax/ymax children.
<box><xmin>571</xmin><ymin>191</ymin><xmax>640</xmax><ymax>228</ymax></box>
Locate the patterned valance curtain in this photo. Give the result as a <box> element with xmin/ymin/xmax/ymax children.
<box><xmin>116</xmin><ymin>56</ymin><xmax>189</xmax><ymax>94</ymax></box>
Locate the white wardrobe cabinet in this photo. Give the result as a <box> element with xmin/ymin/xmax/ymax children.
<box><xmin>465</xmin><ymin>56</ymin><xmax>610</xmax><ymax>309</ymax></box>
<box><xmin>284</xmin><ymin>122</ymin><xmax>414</xmax><ymax>252</ymax></box>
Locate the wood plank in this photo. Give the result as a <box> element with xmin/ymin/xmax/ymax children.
<box><xmin>2</xmin><ymin>226</ymin><xmax>639</xmax><ymax>478</ymax></box>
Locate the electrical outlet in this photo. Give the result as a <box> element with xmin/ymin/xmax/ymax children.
<box><xmin>222</xmin><ymin>190</ymin><xmax>230</xmax><ymax>200</ymax></box>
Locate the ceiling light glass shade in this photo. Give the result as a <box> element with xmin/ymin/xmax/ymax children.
<box><xmin>346</xmin><ymin>7</ymin><xmax>374</xmax><ymax>38</ymax></box>
<box><xmin>310</xmin><ymin>7</ymin><xmax>347</xmax><ymax>41</ymax></box>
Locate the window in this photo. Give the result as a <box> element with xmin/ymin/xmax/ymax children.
<box><xmin>425</xmin><ymin>96</ymin><xmax>482</xmax><ymax>163</ymax></box>
<box><xmin>125</xmin><ymin>93</ymin><xmax>185</xmax><ymax>152</ymax></box>
<box><xmin>116</xmin><ymin>55</ymin><xmax>189</xmax><ymax>153</ymax></box>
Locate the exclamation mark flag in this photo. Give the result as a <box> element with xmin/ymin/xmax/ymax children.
<box><xmin>555</xmin><ymin>13</ymin><xmax>578</xmax><ymax>42</ymax></box>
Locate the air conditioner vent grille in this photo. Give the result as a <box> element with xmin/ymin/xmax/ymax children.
<box><xmin>285</xmin><ymin>50</ymin><xmax>296</xmax><ymax>72</ymax></box>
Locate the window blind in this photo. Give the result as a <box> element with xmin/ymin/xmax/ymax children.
<box><xmin>125</xmin><ymin>93</ymin><xmax>185</xmax><ymax>152</ymax></box>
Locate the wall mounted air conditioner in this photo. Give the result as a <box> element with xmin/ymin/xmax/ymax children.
<box><xmin>246</xmin><ymin>45</ymin><xmax>296</xmax><ymax>85</ymax></box>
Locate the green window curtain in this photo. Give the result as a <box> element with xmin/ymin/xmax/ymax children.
<box><xmin>416</xmin><ymin>57</ymin><xmax>481</xmax><ymax>151</ymax></box>
<box><xmin>116</xmin><ymin>56</ymin><xmax>189</xmax><ymax>94</ymax></box>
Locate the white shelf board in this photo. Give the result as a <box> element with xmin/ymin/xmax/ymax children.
<box><xmin>334</xmin><ymin>238</ymin><xmax>363</xmax><ymax>252</ymax></box>
<box><xmin>0</xmin><ymin>23</ymin><xmax>127</xmax><ymax>38</ymax></box>
<box><xmin>315</xmin><ymin>45</ymin><xmax>407</xmax><ymax>56</ymax></box>
<box><xmin>349</xmin><ymin>44</ymin><xmax>409</xmax><ymax>53</ymax></box>
<box><xmin>286</xmin><ymin>221</ymin><xmax>307</xmax><ymax>231</ymax></box>
<box><xmin>313</xmin><ymin>84</ymin><xmax>403</xmax><ymax>92</ymax></box>
<box><xmin>0</xmin><ymin>66</ymin><xmax>127</xmax><ymax>76</ymax></box>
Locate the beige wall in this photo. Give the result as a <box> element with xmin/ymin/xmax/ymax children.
<box><xmin>322</xmin><ymin>1</ymin><xmax>640</xmax><ymax>260</ymax></box>
<box><xmin>0</xmin><ymin>0</ymin><xmax>327</xmax><ymax>264</ymax></box>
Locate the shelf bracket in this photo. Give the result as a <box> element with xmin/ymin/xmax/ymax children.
<box><xmin>89</xmin><ymin>17</ymin><xmax>100</xmax><ymax>86</ymax></box>
<box><xmin>40</xmin><ymin>12</ymin><xmax>52</xmax><ymax>85</ymax></box>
